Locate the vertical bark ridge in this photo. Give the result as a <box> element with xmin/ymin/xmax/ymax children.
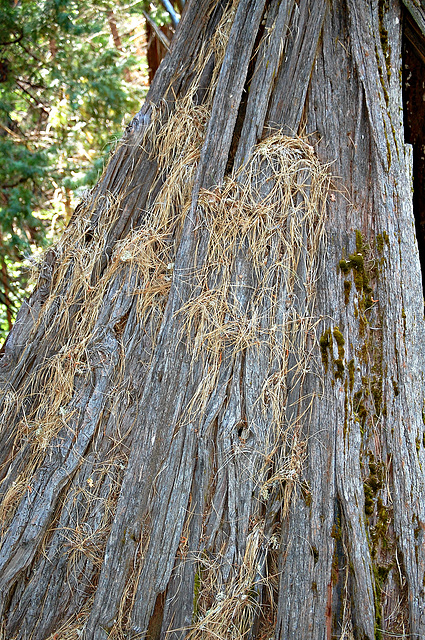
<box><xmin>298</xmin><ymin>2</ymin><xmax>392</xmax><ymax>636</ymax></box>
<box><xmin>195</xmin><ymin>0</ymin><xmax>267</xmax><ymax>189</ymax></box>
<box><xmin>266</xmin><ymin>0</ymin><xmax>328</xmax><ymax>134</ymax></box>
<box><xmin>233</xmin><ymin>0</ymin><xmax>296</xmax><ymax>169</ymax></box>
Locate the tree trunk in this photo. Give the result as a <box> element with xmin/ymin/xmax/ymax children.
<box><xmin>1</xmin><ymin>1</ymin><xmax>425</xmax><ymax>639</ymax></box>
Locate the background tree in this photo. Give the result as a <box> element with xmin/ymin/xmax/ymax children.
<box><xmin>0</xmin><ymin>0</ymin><xmax>177</xmax><ymax>336</ymax></box>
<box><xmin>0</xmin><ymin>1</ymin><xmax>425</xmax><ymax>639</ymax></box>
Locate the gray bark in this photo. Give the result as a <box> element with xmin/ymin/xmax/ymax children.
<box><xmin>0</xmin><ymin>1</ymin><xmax>425</xmax><ymax>639</ymax></box>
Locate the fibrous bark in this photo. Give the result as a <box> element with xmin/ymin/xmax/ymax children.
<box><xmin>1</xmin><ymin>1</ymin><xmax>425</xmax><ymax>639</ymax></box>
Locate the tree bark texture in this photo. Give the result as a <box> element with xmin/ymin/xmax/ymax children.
<box><xmin>1</xmin><ymin>1</ymin><xmax>425</xmax><ymax>639</ymax></box>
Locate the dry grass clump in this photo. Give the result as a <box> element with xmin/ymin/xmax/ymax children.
<box><xmin>179</xmin><ymin>134</ymin><xmax>329</xmax><ymax>430</ymax></box>
<box><xmin>175</xmin><ymin>135</ymin><xmax>330</xmax><ymax>639</ymax></box>
<box><xmin>109</xmin><ymin>91</ymin><xmax>211</xmax><ymax>321</ymax></box>
<box><xmin>43</xmin><ymin>600</ymin><xmax>94</xmax><ymax>640</ymax></box>
<box><xmin>184</xmin><ymin>522</ymin><xmax>278</xmax><ymax>640</ymax></box>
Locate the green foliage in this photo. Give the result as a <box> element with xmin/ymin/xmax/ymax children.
<box><xmin>0</xmin><ymin>0</ymin><xmax>152</xmax><ymax>337</ymax></box>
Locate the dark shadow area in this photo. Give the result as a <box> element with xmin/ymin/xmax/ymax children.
<box><xmin>403</xmin><ymin>11</ymin><xmax>425</xmax><ymax>301</ymax></box>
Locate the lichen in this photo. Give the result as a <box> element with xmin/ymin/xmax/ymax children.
<box><xmin>339</xmin><ymin>231</ymin><xmax>375</xmax><ymax>311</ymax></box>
<box><xmin>331</xmin><ymin>548</ymin><xmax>339</xmax><ymax>585</ymax></box>
<box><xmin>353</xmin><ymin>389</ymin><xmax>367</xmax><ymax>428</ymax></box>
<box><xmin>356</xmin><ymin>229</ymin><xmax>364</xmax><ymax>253</ymax></box>
<box><xmin>372</xmin><ymin>497</ymin><xmax>391</xmax><ymax>547</ymax></box>
<box><xmin>344</xmin><ymin>279</ymin><xmax>352</xmax><ymax>305</ymax></box>
<box><xmin>364</xmin><ymin>484</ymin><xmax>374</xmax><ymax>516</ymax></box>
<box><xmin>371</xmin><ymin>376</ymin><xmax>383</xmax><ymax>416</ymax></box>
<box><xmin>334</xmin><ymin>358</ymin><xmax>344</xmax><ymax>380</ymax></box>
<box><xmin>319</xmin><ymin>329</ymin><xmax>333</xmax><ymax>373</ymax></box>
<box><xmin>364</xmin><ymin>457</ymin><xmax>384</xmax><ymax>518</ymax></box>
<box><xmin>331</xmin><ymin>521</ymin><xmax>341</xmax><ymax>540</ymax></box>
<box><xmin>333</xmin><ymin>327</ymin><xmax>345</xmax><ymax>380</ymax></box>
<box><xmin>348</xmin><ymin>359</ymin><xmax>355</xmax><ymax>393</ymax></box>
<box><xmin>339</xmin><ymin>259</ymin><xmax>350</xmax><ymax>274</ymax></box>
<box><xmin>333</xmin><ymin>327</ymin><xmax>345</xmax><ymax>351</ymax></box>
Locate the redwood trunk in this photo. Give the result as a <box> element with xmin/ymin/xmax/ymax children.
<box><xmin>1</xmin><ymin>1</ymin><xmax>425</xmax><ymax>639</ymax></box>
